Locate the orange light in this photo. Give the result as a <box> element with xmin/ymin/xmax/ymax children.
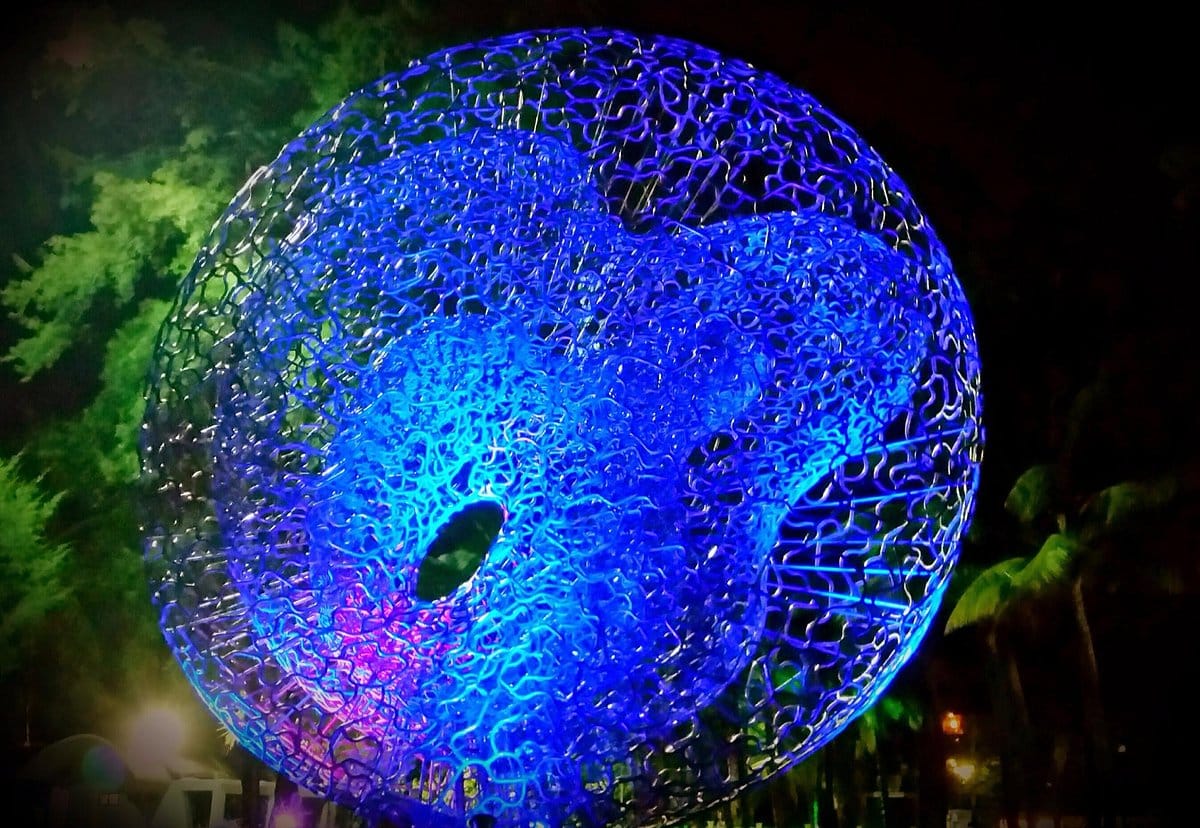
<box><xmin>941</xmin><ymin>711</ymin><xmax>964</xmax><ymax>736</ymax></box>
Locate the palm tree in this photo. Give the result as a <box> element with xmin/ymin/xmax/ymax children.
<box><xmin>1001</xmin><ymin>462</ymin><xmax>1177</xmax><ymax>827</ymax></box>
<box><xmin>950</xmin><ymin>459</ymin><xmax>1180</xmax><ymax>828</ymax></box>
<box><xmin>945</xmin><ymin>553</ymin><xmax>1039</xmax><ymax>827</ymax></box>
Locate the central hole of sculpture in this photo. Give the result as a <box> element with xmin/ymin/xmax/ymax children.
<box><xmin>415</xmin><ymin>500</ymin><xmax>506</xmax><ymax>601</ymax></box>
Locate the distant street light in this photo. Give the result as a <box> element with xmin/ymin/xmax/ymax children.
<box><xmin>941</xmin><ymin>711</ymin><xmax>965</xmax><ymax>737</ymax></box>
<box><xmin>123</xmin><ymin>705</ymin><xmax>187</xmax><ymax>780</ymax></box>
<box><xmin>946</xmin><ymin>756</ymin><xmax>977</xmax><ymax>784</ymax></box>
<box><xmin>272</xmin><ymin>811</ymin><xmax>300</xmax><ymax>828</ymax></box>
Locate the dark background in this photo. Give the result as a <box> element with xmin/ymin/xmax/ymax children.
<box><xmin>6</xmin><ymin>1</ymin><xmax>1196</xmax><ymax>491</ymax></box>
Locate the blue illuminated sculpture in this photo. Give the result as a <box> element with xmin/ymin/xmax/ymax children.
<box><xmin>141</xmin><ymin>28</ymin><xmax>982</xmax><ymax>826</ymax></box>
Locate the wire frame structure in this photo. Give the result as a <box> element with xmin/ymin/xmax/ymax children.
<box><xmin>140</xmin><ymin>27</ymin><xmax>983</xmax><ymax>827</ymax></box>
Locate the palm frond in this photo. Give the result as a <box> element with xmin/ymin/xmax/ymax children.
<box><xmin>944</xmin><ymin>557</ymin><xmax>1027</xmax><ymax>633</ymax></box>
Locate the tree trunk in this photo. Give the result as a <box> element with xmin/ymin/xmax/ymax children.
<box><xmin>733</xmin><ymin>746</ymin><xmax>751</xmax><ymax>827</ymax></box>
<box><xmin>876</xmin><ymin>743</ymin><xmax>890</xmax><ymax>828</ymax></box>
<box><xmin>832</xmin><ymin>736</ymin><xmax>862</xmax><ymax>828</ymax></box>
<box><xmin>986</xmin><ymin>626</ymin><xmax>1028</xmax><ymax>828</ymax></box>
<box><xmin>240</xmin><ymin>747</ymin><xmax>262</xmax><ymax>828</ymax></box>
<box><xmin>916</xmin><ymin>689</ymin><xmax>948</xmax><ymax>828</ymax></box>
<box><xmin>819</xmin><ymin>749</ymin><xmax>840</xmax><ymax>828</ymax></box>
<box><xmin>1072</xmin><ymin>576</ymin><xmax>1112</xmax><ymax>828</ymax></box>
<box><xmin>721</xmin><ymin>750</ymin><xmax>743</xmax><ymax>827</ymax></box>
<box><xmin>770</xmin><ymin>775</ymin><xmax>795</xmax><ymax>828</ymax></box>
<box><xmin>721</xmin><ymin>797</ymin><xmax>738</xmax><ymax>828</ymax></box>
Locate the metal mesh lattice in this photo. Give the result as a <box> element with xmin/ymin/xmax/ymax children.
<box><xmin>141</xmin><ymin>28</ymin><xmax>983</xmax><ymax>827</ymax></box>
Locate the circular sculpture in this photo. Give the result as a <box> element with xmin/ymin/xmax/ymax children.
<box><xmin>141</xmin><ymin>28</ymin><xmax>982</xmax><ymax>827</ymax></box>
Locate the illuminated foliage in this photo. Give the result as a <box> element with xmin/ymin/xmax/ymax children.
<box><xmin>0</xmin><ymin>455</ymin><xmax>68</xmax><ymax>673</ymax></box>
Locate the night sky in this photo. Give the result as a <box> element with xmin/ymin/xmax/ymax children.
<box><xmin>5</xmin><ymin>2</ymin><xmax>1195</xmax><ymax>486</ymax></box>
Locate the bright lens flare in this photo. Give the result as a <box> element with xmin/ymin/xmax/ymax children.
<box><xmin>124</xmin><ymin>705</ymin><xmax>186</xmax><ymax>779</ymax></box>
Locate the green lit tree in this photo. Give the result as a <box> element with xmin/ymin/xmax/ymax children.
<box><xmin>0</xmin><ymin>0</ymin><xmax>434</xmax><ymax>769</ymax></box>
<box><xmin>0</xmin><ymin>454</ymin><xmax>69</xmax><ymax>727</ymax></box>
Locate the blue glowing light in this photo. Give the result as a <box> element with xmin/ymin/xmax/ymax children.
<box><xmin>141</xmin><ymin>29</ymin><xmax>983</xmax><ymax>826</ymax></box>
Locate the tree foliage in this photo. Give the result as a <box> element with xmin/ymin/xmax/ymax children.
<box><xmin>4</xmin><ymin>3</ymin><xmax>430</xmax><ymax>383</ymax></box>
<box><xmin>0</xmin><ymin>0</ymin><xmax>437</xmax><ymax>743</ymax></box>
<box><xmin>2</xmin><ymin>160</ymin><xmax>221</xmax><ymax>377</ymax></box>
<box><xmin>0</xmin><ymin>455</ymin><xmax>67</xmax><ymax>674</ymax></box>
<box><xmin>944</xmin><ymin>557</ymin><xmax>1027</xmax><ymax>634</ymax></box>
